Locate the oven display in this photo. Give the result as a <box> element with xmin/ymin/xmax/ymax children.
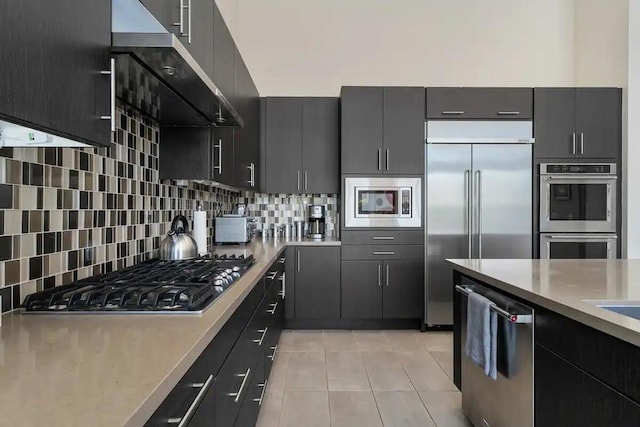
<box><xmin>546</xmin><ymin>164</ymin><xmax>611</xmax><ymax>174</ymax></box>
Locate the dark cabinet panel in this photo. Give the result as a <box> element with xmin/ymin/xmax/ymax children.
<box><xmin>533</xmin><ymin>88</ymin><xmax>576</xmax><ymax>158</ymax></box>
<box><xmin>426</xmin><ymin>87</ymin><xmax>533</xmax><ymax>119</ymax></box>
<box><xmin>535</xmin><ymin>345</ymin><xmax>640</xmax><ymax>427</ymax></box>
<box><xmin>213</xmin><ymin>3</ymin><xmax>235</xmax><ymax>105</ymax></box>
<box><xmin>284</xmin><ymin>247</ymin><xmax>296</xmax><ymax>320</ymax></box>
<box><xmin>294</xmin><ymin>247</ymin><xmax>341</xmax><ymax>320</ymax></box>
<box><xmin>383</xmin><ymin>87</ymin><xmax>425</xmax><ymax>174</ymax></box>
<box><xmin>341</xmin><ymin>87</ymin><xmax>384</xmax><ymax>174</ymax></box>
<box><xmin>341</xmin><ymin>230</ymin><xmax>424</xmax><ymax>245</ymax></box>
<box><xmin>341</xmin><ymin>245</ymin><xmax>424</xmax><ymax>261</ymax></box>
<box><xmin>341</xmin><ymin>261</ymin><xmax>382</xmax><ymax>319</ymax></box>
<box><xmin>233</xmin><ymin>53</ymin><xmax>260</xmax><ymax>190</ymax></box>
<box><xmin>264</xmin><ymin>98</ymin><xmax>303</xmax><ymax>194</ymax></box>
<box><xmin>184</xmin><ymin>379</ymin><xmax>216</xmax><ymax>427</ymax></box>
<box><xmin>212</xmin><ymin>127</ymin><xmax>235</xmax><ymax>186</ymax></box>
<box><xmin>158</xmin><ymin>127</ymin><xmax>212</xmax><ymax>181</ymax></box>
<box><xmin>576</xmin><ymin>88</ymin><xmax>621</xmax><ymax>159</ymax></box>
<box><xmin>302</xmin><ymin>98</ymin><xmax>340</xmax><ymax>193</ymax></box>
<box><xmin>0</xmin><ymin>0</ymin><xmax>112</xmax><ymax>146</ymax></box>
<box><xmin>383</xmin><ymin>260</ymin><xmax>424</xmax><ymax>319</ymax></box>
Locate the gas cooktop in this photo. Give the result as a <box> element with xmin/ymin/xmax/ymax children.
<box><xmin>22</xmin><ymin>254</ymin><xmax>255</xmax><ymax>314</ymax></box>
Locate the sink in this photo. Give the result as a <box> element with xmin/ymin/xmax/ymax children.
<box><xmin>584</xmin><ymin>300</ymin><xmax>640</xmax><ymax>321</ymax></box>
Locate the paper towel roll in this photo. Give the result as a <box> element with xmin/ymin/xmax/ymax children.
<box><xmin>193</xmin><ymin>209</ymin><xmax>208</xmax><ymax>256</ymax></box>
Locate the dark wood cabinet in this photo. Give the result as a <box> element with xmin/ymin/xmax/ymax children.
<box><xmin>263</xmin><ymin>97</ymin><xmax>340</xmax><ymax>194</ymax></box>
<box><xmin>534</xmin><ymin>88</ymin><xmax>621</xmax><ymax>160</ymax></box>
<box><xmin>382</xmin><ymin>260</ymin><xmax>424</xmax><ymax>319</ymax></box>
<box><xmin>341</xmin><ymin>86</ymin><xmax>425</xmax><ymax>175</ymax></box>
<box><xmin>341</xmin><ymin>86</ymin><xmax>384</xmax><ymax>174</ymax></box>
<box><xmin>264</xmin><ymin>98</ymin><xmax>303</xmax><ymax>194</ymax></box>
<box><xmin>341</xmin><ymin>261</ymin><xmax>383</xmax><ymax>319</ymax></box>
<box><xmin>294</xmin><ymin>247</ymin><xmax>341</xmax><ymax>320</ymax></box>
<box><xmin>535</xmin><ymin>345</ymin><xmax>640</xmax><ymax>427</ymax></box>
<box><xmin>233</xmin><ymin>52</ymin><xmax>260</xmax><ymax>191</ymax></box>
<box><xmin>341</xmin><ymin>230</ymin><xmax>424</xmax><ymax>245</ymax></box>
<box><xmin>284</xmin><ymin>246</ymin><xmax>296</xmax><ymax>320</ymax></box>
<box><xmin>212</xmin><ymin>127</ymin><xmax>235</xmax><ymax>185</ymax></box>
<box><xmin>302</xmin><ymin>98</ymin><xmax>340</xmax><ymax>193</ymax></box>
<box><xmin>383</xmin><ymin>87</ymin><xmax>425</xmax><ymax>174</ymax></box>
<box><xmin>426</xmin><ymin>87</ymin><xmax>533</xmax><ymax>119</ymax></box>
<box><xmin>0</xmin><ymin>0</ymin><xmax>112</xmax><ymax>147</ymax></box>
<box><xmin>213</xmin><ymin>3</ymin><xmax>235</xmax><ymax>104</ymax></box>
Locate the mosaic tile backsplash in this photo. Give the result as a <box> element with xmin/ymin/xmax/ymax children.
<box><xmin>0</xmin><ymin>106</ymin><xmax>239</xmax><ymax>312</ymax></box>
<box><xmin>238</xmin><ymin>193</ymin><xmax>339</xmax><ymax>235</ymax></box>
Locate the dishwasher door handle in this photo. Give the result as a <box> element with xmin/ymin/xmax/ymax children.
<box><xmin>455</xmin><ymin>285</ymin><xmax>532</xmax><ymax>324</ymax></box>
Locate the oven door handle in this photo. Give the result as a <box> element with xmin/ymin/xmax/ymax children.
<box><xmin>545</xmin><ymin>234</ymin><xmax>618</xmax><ymax>240</ymax></box>
<box><xmin>545</xmin><ymin>176</ymin><xmax>618</xmax><ymax>180</ymax></box>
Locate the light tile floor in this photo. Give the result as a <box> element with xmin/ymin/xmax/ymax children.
<box><xmin>256</xmin><ymin>330</ymin><xmax>472</xmax><ymax>427</ymax></box>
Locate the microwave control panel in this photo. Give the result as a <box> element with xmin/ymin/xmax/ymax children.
<box><xmin>401</xmin><ymin>189</ymin><xmax>411</xmax><ymax>215</ymax></box>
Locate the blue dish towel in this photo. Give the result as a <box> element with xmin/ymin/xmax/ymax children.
<box><xmin>465</xmin><ymin>292</ymin><xmax>498</xmax><ymax>380</ymax></box>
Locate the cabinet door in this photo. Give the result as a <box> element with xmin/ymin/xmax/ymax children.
<box><xmin>213</xmin><ymin>127</ymin><xmax>235</xmax><ymax>186</ymax></box>
<box><xmin>426</xmin><ymin>88</ymin><xmax>533</xmax><ymax>119</ymax></box>
<box><xmin>383</xmin><ymin>260</ymin><xmax>424</xmax><ymax>319</ymax></box>
<box><xmin>576</xmin><ymin>88</ymin><xmax>621</xmax><ymax>159</ymax></box>
<box><xmin>0</xmin><ymin>0</ymin><xmax>111</xmax><ymax>146</ymax></box>
<box><xmin>184</xmin><ymin>380</ymin><xmax>216</xmax><ymax>427</ymax></box>
<box><xmin>213</xmin><ymin>3</ymin><xmax>235</xmax><ymax>104</ymax></box>
<box><xmin>302</xmin><ymin>98</ymin><xmax>340</xmax><ymax>193</ymax></box>
<box><xmin>533</xmin><ymin>88</ymin><xmax>576</xmax><ymax>159</ymax></box>
<box><xmin>294</xmin><ymin>247</ymin><xmax>341</xmax><ymax>320</ymax></box>
<box><xmin>383</xmin><ymin>87</ymin><xmax>425</xmax><ymax>175</ymax></box>
<box><xmin>233</xmin><ymin>53</ymin><xmax>260</xmax><ymax>190</ymax></box>
<box><xmin>265</xmin><ymin>98</ymin><xmax>303</xmax><ymax>194</ymax></box>
<box><xmin>284</xmin><ymin>246</ymin><xmax>296</xmax><ymax>320</ymax></box>
<box><xmin>188</xmin><ymin>0</ymin><xmax>215</xmax><ymax>78</ymax></box>
<box><xmin>536</xmin><ymin>345</ymin><xmax>640</xmax><ymax>427</ymax></box>
<box><xmin>341</xmin><ymin>261</ymin><xmax>382</xmax><ymax>319</ymax></box>
<box><xmin>158</xmin><ymin>127</ymin><xmax>212</xmax><ymax>180</ymax></box>
<box><xmin>341</xmin><ymin>87</ymin><xmax>384</xmax><ymax>174</ymax></box>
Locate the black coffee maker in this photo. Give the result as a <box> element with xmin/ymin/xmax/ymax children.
<box><xmin>307</xmin><ymin>205</ymin><xmax>326</xmax><ymax>240</ymax></box>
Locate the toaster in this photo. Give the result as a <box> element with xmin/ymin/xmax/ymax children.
<box><xmin>215</xmin><ymin>215</ymin><xmax>255</xmax><ymax>244</ymax></box>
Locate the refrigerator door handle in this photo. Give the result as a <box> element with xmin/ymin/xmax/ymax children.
<box><xmin>476</xmin><ymin>170</ymin><xmax>483</xmax><ymax>259</ymax></box>
<box><xmin>465</xmin><ymin>169</ymin><xmax>472</xmax><ymax>258</ymax></box>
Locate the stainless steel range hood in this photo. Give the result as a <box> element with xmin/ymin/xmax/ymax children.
<box><xmin>111</xmin><ymin>0</ymin><xmax>243</xmax><ymax>127</ymax></box>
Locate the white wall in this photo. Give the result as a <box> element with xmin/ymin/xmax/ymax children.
<box><xmin>219</xmin><ymin>0</ymin><xmax>576</xmax><ymax>96</ymax></box>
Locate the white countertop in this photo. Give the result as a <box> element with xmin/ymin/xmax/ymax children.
<box><xmin>447</xmin><ymin>259</ymin><xmax>640</xmax><ymax>348</ymax></box>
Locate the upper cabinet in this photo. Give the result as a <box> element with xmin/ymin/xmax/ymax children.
<box><xmin>213</xmin><ymin>3</ymin><xmax>236</xmax><ymax>106</ymax></box>
<box><xmin>262</xmin><ymin>97</ymin><xmax>340</xmax><ymax>194</ymax></box>
<box><xmin>0</xmin><ymin>0</ymin><xmax>112</xmax><ymax>146</ymax></box>
<box><xmin>341</xmin><ymin>87</ymin><xmax>425</xmax><ymax>175</ymax></box>
<box><xmin>534</xmin><ymin>88</ymin><xmax>621</xmax><ymax>160</ymax></box>
<box><xmin>426</xmin><ymin>88</ymin><xmax>533</xmax><ymax>120</ymax></box>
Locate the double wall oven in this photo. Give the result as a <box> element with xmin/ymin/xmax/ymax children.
<box><xmin>539</xmin><ymin>163</ymin><xmax>617</xmax><ymax>259</ymax></box>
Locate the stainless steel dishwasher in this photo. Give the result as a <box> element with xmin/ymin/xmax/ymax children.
<box><xmin>456</xmin><ymin>278</ymin><xmax>534</xmax><ymax>427</ymax></box>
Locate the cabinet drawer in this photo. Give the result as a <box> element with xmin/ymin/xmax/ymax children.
<box><xmin>426</xmin><ymin>88</ymin><xmax>533</xmax><ymax>119</ymax></box>
<box><xmin>341</xmin><ymin>245</ymin><xmax>424</xmax><ymax>261</ymax></box>
<box><xmin>341</xmin><ymin>230</ymin><xmax>424</xmax><ymax>245</ymax></box>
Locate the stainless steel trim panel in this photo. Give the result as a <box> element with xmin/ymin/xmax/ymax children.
<box><xmin>426</xmin><ymin>120</ymin><xmax>534</xmax><ymax>144</ymax></box>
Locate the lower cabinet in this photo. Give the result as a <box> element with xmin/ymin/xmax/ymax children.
<box><xmin>341</xmin><ymin>259</ymin><xmax>423</xmax><ymax>320</ymax></box>
<box><xmin>293</xmin><ymin>246</ymin><xmax>341</xmax><ymax>320</ymax></box>
<box><xmin>145</xmin><ymin>253</ymin><xmax>286</xmax><ymax>427</ymax></box>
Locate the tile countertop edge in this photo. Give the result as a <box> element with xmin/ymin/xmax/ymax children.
<box><xmin>123</xmin><ymin>243</ymin><xmax>288</xmax><ymax>427</ymax></box>
<box><xmin>447</xmin><ymin>260</ymin><xmax>640</xmax><ymax>349</ymax></box>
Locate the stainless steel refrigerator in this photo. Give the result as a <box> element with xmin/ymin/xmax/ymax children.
<box><xmin>424</xmin><ymin>121</ymin><xmax>533</xmax><ymax>326</ymax></box>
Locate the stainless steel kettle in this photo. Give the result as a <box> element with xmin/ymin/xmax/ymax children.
<box><xmin>160</xmin><ymin>215</ymin><xmax>198</xmax><ymax>260</ymax></box>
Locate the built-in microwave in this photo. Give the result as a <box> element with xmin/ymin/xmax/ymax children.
<box><xmin>539</xmin><ymin>163</ymin><xmax>617</xmax><ymax>233</ymax></box>
<box><xmin>344</xmin><ymin>177</ymin><xmax>421</xmax><ymax>228</ymax></box>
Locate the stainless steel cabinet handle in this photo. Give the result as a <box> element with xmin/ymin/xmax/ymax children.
<box><xmin>268</xmin><ymin>345</ymin><xmax>278</xmax><ymax>360</ymax></box>
<box><xmin>173</xmin><ymin>0</ymin><xmax>186</xmax><ymax>34</ymax></box>
<box><xmin>385</xmin><ymin>265</ymin><xmax>389</xmax><ymax>287</ymax></box>
<box><xmin>377</xmin><ymin>264</ymin><xmax>381</xmax><ymax>287</ymax></box>
<box><xmin>304</xmin><ymin>170</ymin><xmax>308</xmax><ymax>191</ymax></box>
<box><xmin>372</xmin><ymin>251</ymin><xmax>395</xmax><ymax>255</ymax></box>
<box><xmin>497</xmin><ymin>111</ymin><xmax>520</xmax><ymax>116</ymax></box>
<box><xmin>385</xmin><ymin>149</ymin><xmax>389</xmax><ymax>170</ymax></box>
<box><xmin>297</xmin><ymin>250</ymin><xmax>301</xmax><ymax>271</ymax></box>
<box><xmin>547</xmin><ymin>176</ymin><xmax>618</xmax><ymax>180</ymax></box>
<box><xmin>571</xmin><ymin>133</ymin><xmax>576</xmax><ymax>155</ymax></box>
<box><xmin>100</xmin><ymin>58</ymin><xmax>115</xmax><ymax>132</ymax></box>
<box><xmin>297</xmin><ymin>171</ymin><xmax>300</xmax><ymax>191</ymax></box>
<box><xmin>442</xmin><ymin>111</ymin><xmax>464</xmax><ymax>115</ymax></box>
<box><xmin>455</xmin><ymin>285</ymin><xmax>532</xmax><ymax>324</ymax></box>
<box><xmin>253</xmin><ymin>328</ymin><xmax>268</xmax><ymax>346</ymax></box>
<box><xmin>266</xmin><ymin>271</ymin><xmax>277</xmax><ymax>280</ymax></box>
<box><xmin>377</xmin><ymin>149</ymin><xmax>382</xmax><ymax>170</ymax></box>
<box><xmin>279</xmin><ymin>257</ymin><xmax>286</xmax><ymax>264</ymax></box>
<box><xmin>465</xmin><ymin>170</ymin><xmax>471</xmax><ymax>259</ymax></box>
<box><xmin>247</xmin><ymin>163</ymin><xmax>255</xmax><ymax>187</ymax></box>
<box><xmin>214</xmin><ymin>139</ymin><xmax>222</xmax><ymax>174</ymax></box>
<box><xmin>372</xmin><ymin>236</ymin><xmax>394</xmax><ymax>240</ymax></box>
<box><xmin>227</xmin><ymin>368</ymin><xmax>251</xmax><ymax>403</ymax></box>
<box><xmin>546</xmin><ymin>234</ymin><xmax>618</xmax><ymax>240</ymax></box>
<box><xmin>253</xmin><ymin>381</ymin><xmax>268</xmax><ymax>406</ymax></box>
<box><xmin>476</xmin><ymin>170</ymin><xmax>482</xmax><ymax>259</ymax></box>
<box><xmin>279</xmin><ymin>273</ymin><xmax>286</xmax><ymax>299</ymax></box>
<box><xmin>268</xmin><ymin>302</ymin><xmax>278</xmax><ymax>315</ymax></box>
<box><xmin>166</xmin><ymin>374</ymin><xmax>214</xmax><ymax>426</ymax></box>
<box><xmin>580</xmin><ymin>132</ymin><xmax>584</xmax><ymax>155</ymax></box>
<box><xmin>186</xmin><ymin>0</ymin><xmax>192</xmax><ymax>44</ymax></box>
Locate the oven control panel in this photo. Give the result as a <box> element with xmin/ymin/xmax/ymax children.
<box><xmin>401</xmin><ymin>189</ymin><xmax>411</xmax><ymax>215</ymax></box>
<box><xmin>541</xmin><ymin>163</ymin><xmax>616</xmax><ymax>175</ymax></box>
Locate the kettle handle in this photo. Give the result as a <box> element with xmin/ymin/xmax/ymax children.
<box><xmin>171</xmin><ymin>215</ymin><xmax>189</xmax><ymax>234</ymax></box>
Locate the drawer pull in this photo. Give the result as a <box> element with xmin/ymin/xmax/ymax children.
<box><xmin>268</xmin><ymin>345</ymin><xmax>278</xmax><ymax>360</ymax></box>
<box><xmin>372</xmin><ymin>251</ymin><xmax>395</xmax><ymax>255</ymax></box>
<box><xmin>253</xmin><ymin>381</ymin><xmax>268</xmax><ymax>406</ymax></box>
<box><xmin>372</xmin><ymin>236</ymin><xmax>394</xmax><ymax>240</ymax></box>
<box><xmin>253</xmin><ymin>327</ymin><xmax>268</xmax><ymax>346</ymax></box>
<box><xmin>268</xmin><ymin>302</ymin><xmax>278</xmax><ymax>315</ymax></box>
<box><xmin>166</xmin><ymin>374</ymin><xmax>214</xmax><ymax>426</ymax></box>
<box><xmin>227</xmin><ymin>368</ymin><xmax>251</xmax><ymax>403</ymax></box>
<box><xmin>497</xmin><ymin>111</ymin><xmax>520</xmax><ymax>115</ymax></box>
<box><xmin>442</xmin><ymin>111</ymin><xmax>464</xmax><ymax>115</ymax></box>
<box><xmin>266</xmin><ymin>271</ymin><xmax>277</xmax><ymax>280</ymax></box>
<box><xmin>279</xmin><ymin>257</ymin><xmax>286</xmax><ymax>264</ymax></box>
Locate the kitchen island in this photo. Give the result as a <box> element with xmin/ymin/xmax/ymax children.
<box><xmin>0</xmin><ymin>237</ymin><xmax>338</xmax><ymax>427</ymax></box>
<box><xmin>448</xmin><ymin>259</ymin><xmax>640</xmax><ymax>427</ymax></box>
